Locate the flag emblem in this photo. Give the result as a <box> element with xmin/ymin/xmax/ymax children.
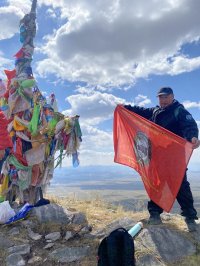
<box><xmin>134</xmin><ymin>132</ymin><xmax>151</xmax><ymax>166</ymax></box>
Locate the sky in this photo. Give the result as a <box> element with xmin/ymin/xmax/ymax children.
<box><xmin>0</xmin><ymin>0</ymin><xmax>200</xmax><ymax>171</ymax></box>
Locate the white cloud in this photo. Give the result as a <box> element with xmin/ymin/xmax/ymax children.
<box><xmin>61</xmin><ymin>88</ymin><xmax>125</xmax><ymax>165</ymax></box>
<box><xmin>80</xmin><ymin>124</ymin><xmax>113</xmax><ymax>152</ymax></box>
<box><xmin>61</xmin><ymin>150</ymin><xmax>114</xmax><ymax>167</ymax></box>
<box><xmin>78</xmin><ymin>150</ymin><xmax>114</xmax><ymax>166</ymax></box>
<box><xmin>188</xmin><ymin>122</ymin><xmax>200</xmax><ymax>170</ymax></box>
<box><xmin>0</xmin><ymin>52</ymin><xmax>13</xmax><ymax>75</ymax></box>
<box><xmin>169</xmin><ymin>56</ymin><xmax>200</xmax><ymax>74</ymax></box>
<box><xmin>41</xmin><ymin>90</ymin><xmax>47</xmax><ymax>96</ymax></box>
<box><xmin>135</xmin><ymin>94</ymin><xmax>151</xmax><ymax>107</ymax></box>
<box><xmin>60</xmin><ymin>124</ymin><xmax>114</xmax><ymax>166</ymax></box>
<box><xmin>0</xmin><ymin>6</ymin><xmax>23</xmax><ymax>40</ymax></box>
<box><xmin>7</xmin><ymin>0</ymin><xmax>31</xmax><ymax>12</ymax></box>
<box><xmin>2</xmin><ymin>0</ymin><xmax>200</xmax><ymax>86</ymax></box>
<box><xmin>134</xmin><ymin>55</ymin><xmax>200</xmax><ymax>79</ymax></box>
<box><xmin>182</xmin><ymin>100</ymin><xmax>200</xmax><ymax>109</ymax></box>
<box><xmin>189</xmin><ymin>142</ymin><xmax>200</xmax><ymax>171</ymax></box>
<box><xmin>35</xmin><ymin>0</ymin><xmax>200</xmax><ymax>86</ymax></box>
<box><xmin>0</xmin><ymin>0</ymin><xmax>33</xmax><ymax>40</ymax></box>
<box><xmin>46</xmin><ymin>8</ymin><xmax>57</xmax><ymax>19</ymax></box>
<box><xmin>63</xmin><ymin>89</ymin><xmax>126</xmax><ymax>125</ymax></box>
<box><xmin>76</xmin><ymin>124</ymin><xmax>113</xmax><ymax>166</ymax></box>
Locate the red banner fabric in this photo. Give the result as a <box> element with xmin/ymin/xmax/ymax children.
<box><xmin>113</xmin><ymin>105</ymin><xmax>193</xmax><ymax>212</ymax></box>
<box><xmin>0</xmin><ymin>111</ymin><xmax>13</xmax><ymax>150</ymax></box>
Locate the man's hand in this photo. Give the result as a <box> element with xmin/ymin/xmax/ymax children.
<box><xmin>191</xmin><ymin>137</ymin><xmax>200</xmax><ymax>149</ymax></box>
<box><xmin>0</xmin><ymin>150</ymin><xmax>5</xmax><ymax>160</ymax></box>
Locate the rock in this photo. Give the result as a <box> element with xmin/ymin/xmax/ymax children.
<box><xmin>0</xmin><ymin>233</ymin><xmax>14</xmax><ymax>249</ymax></box>
<box><xmin>21</xmin><ymin>220</ymin><xmax>35</xmax><ymax>229</ymax></box>
<box><xmin>137</xmin><ymin>254</ymin><xmax>167</xmax><ymax>266</ymax></box>
<box><xmin>30</xmin><ymin>204</ymin><xmax>71</xmax><ymax>224</ymax></box>
<box><xmin>45</xmin><ymin>232</ymin><xmax>61</xmax><ymax>241</ymax></box>
<box><xmin>189</xmin><ymin>219</ymin><xmax>200</xmax><ymax>243</ymax></box>
<box><xmin>72</xmin><ymin>212</ymin><xmax>88</xmax><ymax>225</ymax></box>
<box><xmin>8</xmin><ymin>244</ymin><xmax>31</xmax><ymax>255</ymax></box>
<box><xmin>137</xmin><ymin>227</ymin><xmax>196</xmax><ymax>263</ymax></box>
<box><xmin>43</xmin><ymin>243</ymin><xmax>55</xmax><ymax>249</ymax></box>
<box><xmin>28</xmin><ymin>228</ymin><xmax>42</xmax><ymax>240</ymax></box>
<box><xmin>1</xmin><ymin>202</ymin><xmax>200</xmax><ymax>265</ymax></box>
<box><xmin>49</xmin><ymin>246</ymin><xmax>90</xmax><ymax>263</ymax></box>
<box><xmin>8</xmin><ymin>227</ymin><xmax>20</xmax><ymax>235</ymax></box>
<box><xmin>92</xmin><ymin>217</ymin><xmax>137</xmax><ymax>238</ymax></box>
<box><xmin>6</xmin><ymin>253</ymin><xmax>26</xmax><ymax>266</ymax></box>
<box><xmin>161</xmin><ymin>213</ymin><xmax>179</xmax><ymax>222</ymax></box>
<box><xmin>65</xmin><ymin>231</ymin><xmax>74</xmax><ymax>241</ymax></box>
<box><xmin>28</xmin><ymin>256</ymin><xmax>42</xmax><ymax>264</ymax></box>
<box><xmin>79</xmin><ymin>225</ymin><xmax>92</xmax><ymax>235</ymax></box>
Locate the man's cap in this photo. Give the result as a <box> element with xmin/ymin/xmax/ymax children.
<box><xmin>157</xmin><ymin>87</ymin><xmax>173</xmax><ymax>96</ymax></box>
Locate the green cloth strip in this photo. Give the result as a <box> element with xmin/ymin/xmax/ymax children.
<box><xmin>7</xmin><ymin>155</ymin><xmax>32</xmax><ymax>191</ymax></box>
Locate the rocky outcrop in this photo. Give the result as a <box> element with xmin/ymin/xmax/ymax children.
<box><xmin>0</xmin><ymin>204</ymin><xmax>200</xmax><ymax>265</ymax></box>
<box><xmin>0</xmin><ymin>203</ymin><xmax>97</xmax><ymax>266</ymax></box>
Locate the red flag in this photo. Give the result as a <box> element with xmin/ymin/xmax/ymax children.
<box><xmin>113</xmin><ymin>105</ymin><xmax>193</xmax><ymax>212</ymax></box>
<box><xmin>4</xmin><ymin>69</ymin><xmax>16</xmax><ymax>92</ymax></box>
<box><xmin>0</xmin><ymin>111</ymin><xmax>13</xmax><ymax>150</ymax></box>
<box><xmin>4</xmin><ymin>69</ymin><xmax>16</xmax><ymax>80</ymax></box>
<box><xmin>14</xmin><ymin>48</ymin><xmax>24</xmax><ymax>59</ymax></box>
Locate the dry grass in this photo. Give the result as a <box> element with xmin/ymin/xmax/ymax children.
<box><xmin>47</xmin><ymin>193</ymin><xmax>148</xmax><ymax>231</ymax></box>
<box><xmin>0</xmin><ymin>250</ymin><xmax>6</xmax><ymax>266</ymax></box>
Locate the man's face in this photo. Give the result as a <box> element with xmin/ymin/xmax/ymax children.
<box><xmin>158</xmin><ymin>94</ymin><xmax>174</xmax><ymax>108</ymax></box>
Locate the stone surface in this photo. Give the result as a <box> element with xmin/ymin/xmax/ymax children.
<box><xmin>49</xmin><ymin>246</ymin><xmax>90</xmax><ymax>263</ymax></box>
<box><xmin>137</xmin><ymin>254</ymin><xmax>166</xmax><ymax>266</ymax></box>
<box><xmin>79</xmin><ymin>225</ymin><xmax>92</xmax><ymax>235</ymax></box>
<box><xmin>189</xmin><ymin>219</ymin><xmax>200</xmax><ymax>243</ymax></box>
<box><xmin>0</xmin><ymin>233</ymin><xmax>14</xmax><ymax>249</ymax></box>
<box><xmin>138</xmin><ymin>226</ymin><xmax>196</xmax><ymax>263</ymax></box>
<box><xmin>30</xmin><ymin>204</ymin><xmax>71</xmax><ymax>224</ymax></box>
<box><xmin>45</xmin><ymin>232</ymin><xmax>61</xmax><ymax>241</ymax></box>
<box><xmin>65</xmin><ymin>231</ymin><xmax>74</xmax><ymax>240</ymax></box>
<box><xmin>72</xmin><ymin>212</ymin><xmax>88</xmax><ymax>225</ymax></box>
<box><xmin>43</xmin><ymin>243</ymin><xmax>55</xmax><ymax>249</ymax></box>
<box><xmin>92</xmin><ymin>217</ymin><xmax>138</xmax><ymax>238</ymax></box>
<box><xmin>21</xmin><ymin>220</ymin><xmax>36</xmax><ymax>229</ymax></box>
<box><xmin>6</xmin><ymin>253</ymin><xmax>26</xmax><ymax>266</ymax></box>
<box><xmin>8</xmin><ymin>244</ymin><xmax>31</xmax><ymax>255</ymax></box>
<box><xmin>28</xmin><ymin>256</ymin><xmax>42</xmax><ymax>264</ymax></box>
<box><xmin>8</xmin><ymin>227</ymin><xmax>20</xmax><ymax>235</ymax></box>
<box><xmin>0</xmin><ymin>204</ymin><xmax>200</xmax><ymax>265</ymax></box>
<box><xmin>28</xmin><ymin>228</ymin><xmax>42</xmax><ymax>240</ymax></box>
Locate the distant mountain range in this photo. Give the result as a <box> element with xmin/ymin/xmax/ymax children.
<box><xmin>47</xmin><ymin>165</ymin><xmax>200</xmax><ymax>215</ymax></box>
<box><xmin>52</xmin><ymin>165</ymin><xmax>199</xmax><ymax>185</ymax></box>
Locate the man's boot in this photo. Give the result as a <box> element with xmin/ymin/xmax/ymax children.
<box><xmin>148</xmin><ymin>212</ymin><xmax>162</xmax><ymax>225</ymax></box>
<box><xmin>185</xmin><ymin>218</ymin><xmax>197</xmax><ymax>232</ymax></box>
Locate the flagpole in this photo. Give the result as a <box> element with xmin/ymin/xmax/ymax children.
<box><xmin>16</xmin><ymin>0</ymin><xmax>37</xmax><ymax>80</ymax></box>
<box><xmin>31</xmin><ymin>0</ymin><xmax>37</xmax><ymax>14</ymax></box>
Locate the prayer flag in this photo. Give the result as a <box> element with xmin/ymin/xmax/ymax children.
<box><xmin>113</xmin><ymin>105</ymin><xmax>193</xmax><ymax>212</ymax></box>
<box><xmin>0</xmin><ymin>111</ymin><xmax>13</xmax><ymax>150</ymax></box>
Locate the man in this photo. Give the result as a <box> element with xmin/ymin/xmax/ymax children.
<box><xmin>124</xmin><ymin>87</ymin><xmax>200</xmax><ymax>231</ymax></box>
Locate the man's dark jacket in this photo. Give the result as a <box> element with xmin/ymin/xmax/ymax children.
<box><xmin>124</xmin><ymin>100</ymin><xmax>198</xmax><ymax>142</ymax></box>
